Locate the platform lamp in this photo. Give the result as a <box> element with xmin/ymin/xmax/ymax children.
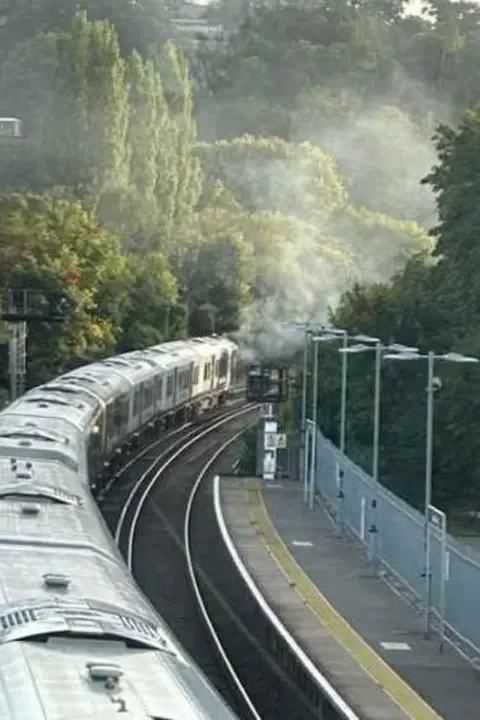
<box><xmin>382</xmin><ymin>348</ymin><xmax>478</xmax><ymax>637</ymax></box>
<box><xmin>338</xmin><ymin>341</ymin><xmax>418</xmax><ymax>570</ymax></box>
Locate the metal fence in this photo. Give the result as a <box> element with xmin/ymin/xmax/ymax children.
<box><xmin>315</xmin><ymin>429</ymin><xmax>480</xmax><ymax>656</ymax></box>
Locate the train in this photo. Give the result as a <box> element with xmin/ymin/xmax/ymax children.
<box><xmin>0</xmin><ymin>335</ymin><xmax>240</xmax><ymax>719</ymax></box>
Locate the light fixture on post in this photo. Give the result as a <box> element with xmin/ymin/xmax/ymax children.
<box><xmin>339</xmin><ymin>340</ymin><xmax>416</xmax><ymax>570</ymax></box>
<box><xmin>293</xmin><ymin>322</ymin><xmax>325</xmax><ymax>503</ymax></box>
<box><xmin>383</xmin><ymin>348</ymin><xmax>478</xmax><ymax>637</ymax></box>
<box><xmin>307</xmin><ymin>331</ymin><xmax>340</xmax><ymax>509</ymax></box>
<box><xmin>308</xmin><ymin>326</ymin><xmax>359</xmax><ymax>527</ymax></box>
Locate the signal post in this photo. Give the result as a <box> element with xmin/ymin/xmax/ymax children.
<box><xmin>246</xmin><ymin>364</ymin><xmax>289</xmax><ymax>482</ymax></box>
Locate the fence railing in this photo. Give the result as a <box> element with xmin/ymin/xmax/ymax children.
<box><xmin>315</xmin><ymin>430</ymin><xmax>480</xmax><ymax>658</ymax></box>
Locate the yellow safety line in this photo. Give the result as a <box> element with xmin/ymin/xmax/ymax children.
<box><xmin>245</xmin><ymin>479</ymin><xmax>444</xmax><ymax>720</ymax></box>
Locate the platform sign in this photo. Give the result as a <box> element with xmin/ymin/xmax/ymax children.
<box><xmin>263</xmin><ymin>450</ymin><xmax>276</xmax><ymax>480</ymax></box>
<box><xmin>264</xmin><ymin>433</ymin><xmax>277</xmax><ymax>450</ymax></box>
<box><xmin>264</xmin><ymin>419</ymin><xmax>277</xmax><ymax>434</ymax></box>
<box><xmin>264</xmin><ymin>432</ymin><xmax>287</xmax><ymax>450</ymax></box>
<box><xmin>262</xmin><ymin>416</ymin><xmax>278</xmax><ymax>481</ymax></box>
<box><xmin>246</xmin><ymin>364</ymin><xmax>289</xmax><ymax>403</ymax></box>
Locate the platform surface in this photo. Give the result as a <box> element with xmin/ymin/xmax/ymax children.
<box><xmin>219</xmin><ymin>477</ymin><xmax>480</xmax><ymax>720</ymax></box>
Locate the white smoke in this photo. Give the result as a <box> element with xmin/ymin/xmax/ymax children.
<box><xmin>234</xmin><ymin>91</ymin><xmax>443</xmax><ymax>360</ymax></box>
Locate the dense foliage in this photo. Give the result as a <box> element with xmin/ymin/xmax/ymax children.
<box><xmin>1</xmin><ymin>0</ymin><xmax>480</xmax><ymax>513</ymax></box>
<box><xmin>306</xmin><ymin>111</ymin><xmax>480</xmax><ymax>516</ymax></box>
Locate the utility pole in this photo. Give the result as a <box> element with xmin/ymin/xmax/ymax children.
<box><xmin>1</xmin><ymin>288</ymin><xmax>74</xmax><ymax>402</ymax></box>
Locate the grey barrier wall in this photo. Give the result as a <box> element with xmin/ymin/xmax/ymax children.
<box><xmin>315</xmin><ymin>430</ymin><xmax>480</xmax><ymax>654</ymax></box>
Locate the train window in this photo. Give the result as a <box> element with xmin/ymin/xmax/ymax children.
<box><xmin>156</xmin><ymin>377</ymin><xmax>163</xmax><ymax>400</ymax></box>
<box><xmin>143</xmin><ymin>380</ymin><xmax>154</xmax><ymax>408</ymax></box>
<box><xmin>179</xmin><ymin>369</ymin><xmax>191</xmax><ymax>390</ymax></box>
<box><xmin>219</xmin><ymin>352</ymin><xmax>229</xmax><ymax>377</ymax></box>
<box><xmin>204</xmin><ymin>363</ymin><xmax>210</xmax><ymax>381</ymax></box>
<box><xmin>106</xmin><ymin>404</ymin><xmax>115</xmax><ymax>438</ymax></box>
<box><xmin>215</xmin><ymin>361</ymin><xmax>219</xmax><ymax>376</ymax></box>
<box><xmin>134</xmin><ymin>387</ymin><xmax>142</xmax><ymax>415</ymax></box>
<box><xmin>167</xmin><ymin>375</ymin><xmax>173</xmax><ymax>397</ymax></box>
<box><xmin>110</xmin><ymin>394</ymin><xmax>129</xmax><ymax>430</ymax></box>
<box><xmin>193</xmin><ymin>366</ymin><xmax>199</xmax><ymax>385</ymax></box>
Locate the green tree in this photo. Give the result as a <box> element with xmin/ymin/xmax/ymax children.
<box><xmin>159</xmin><ymin>42</ymin><xmax>203</xmax><ymax>268</ymax></box>
<box><xmin>0</xmin><ymin>0</ymin><xmax>174</xmax><ymax>60</ymax></box>
<box><xmin>46</xmin><ymin>11</ymin><xmax>130</xmax><ymax>197</ymax></box>
<box><xmin>116</xmin><ymin>253</ymin><xmax>178</xmax><ymax>351</ymax></box>
<box><xmin>422</xmin><ymin>106</ymin><xmax>480</xmax><ymax>333</ymax></box>
<box><xmin>0</xmin><ymin>192</ymin><xmax>129</xmax><ymax>383</ymax></box>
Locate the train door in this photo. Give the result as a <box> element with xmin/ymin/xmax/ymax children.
<box><xmin>173</xmin><ymin>367</ymin><xmax>178</xmax><ymax>405</ymax></box>
<box><xmin>188</xmin><ymin>361</ymin><xmax>194</xmax><ymax>400</ymax></box>
<box><xmin>210</xmin><ymin>354</ymin><xmax>216</xmax><ymax>390</ymax></box>
<box><xmin>231</xmin><ymin>349</ymin><xmax>238</xmax><ymax>385</ymax></box>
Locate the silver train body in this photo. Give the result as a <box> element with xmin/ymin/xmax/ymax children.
<box><xmin>0</xmin><ymin>336</ymin><xmax>239</xmax><ymax>719</ymax></box>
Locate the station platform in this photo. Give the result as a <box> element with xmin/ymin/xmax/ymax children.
<box><xmin>218</xmin><ymin>477</ymin><xmax>480</xmax><ymax>720</ymax></box>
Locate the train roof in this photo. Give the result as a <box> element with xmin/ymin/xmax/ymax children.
<box><xmin>96</xmin><ymin>355</ymin><xmax>161</xmax><ymax>385</ymax></box>
<box><xmin>0</xmin><ymin>416</ymin><xmax>81</xmax><ymax>471</ymax></box>
<box><xmin>0</xmin><ymin>455</ymin><xmax>118</xmax><ymax>556</ymax></box>
<box><xmin>0</xmin><ymin>636</ymin><xmax>237</xmax><ymax>720</ymax></box>
<box><xmin>119</xmin><ymin>348</ymin><xmax>172</xmax><ymax>370</ymax></box>
<box><xmin>149</xmin><ymin>344</ymin><xmax>199</xmax><ymax>363</ymax></box>
<box><xmin>59</xmin><ymin>364</ymin><xmax>131</xmax><ymax>403</ymax></box>
<box><xmin>4</xmin><ymin>388</ymin><xmax>97</xmax><ymax>432</ymax></box>
<box><xmin>0</xmin><ymin>435</ymin><xmax>79</xmax><ymax>472</ymax></box>
<box><xmin>0</xmin><ymin>454</ymin><xmax>83</xmax><ymax>505</ymax></box>
<box><xmin>40</xmin><ymin>380</ymin><xmax>101</xmax><ymax>412</ymax></box>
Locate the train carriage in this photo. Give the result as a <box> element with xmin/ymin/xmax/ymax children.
<box><xmin>97</xmin><ymin>356</ymin><xmax>159</xmax><ymax>436</ymax></box>
<box><xmin>120</xmin><ymin>348</ymin><xmax>172</xmax><ymax>423</ymax></box>
<box><xmin>59</xmin><ymin>366</ymin><xmax>131</xmax><ymax>459</ymax></box>
<box><xmin>0</xmin><ymin>392</ymin><xmax>92</xmax><ymax>475</ymax></box>
<box><xmin>149</xmin><ymin>344</ymin><xmax>196</xmax><ymax>413</ymax></box>
<box><xmin>0</xmin><ymin>335</ymin><xmax>240</xmax><ymax>719</ymax></box>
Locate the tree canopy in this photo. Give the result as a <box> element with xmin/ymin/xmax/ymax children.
<box><xmin>1</xmin><ymin>0</ymin><xmax>480</xmax><ymax>516</ymax></box>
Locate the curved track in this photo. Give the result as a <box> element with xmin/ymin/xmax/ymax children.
<box><xmin>98</xmin><ymin>404</ymin><xmax>259</xmax><ymax>717</ymax></box>
<box><xmin>186</xmin><ymin>439</ymin><xmax>321</xmax><ymax>720</ymax></box>
<box><xmin>98</xmin><ymin>400</ymin><xmax>244</xmax><ymax>536</ymax></box>
<box><xmin>99</xmin><ymin>403</ymin><xmax>323</xmax><ymax>719</ymax></box>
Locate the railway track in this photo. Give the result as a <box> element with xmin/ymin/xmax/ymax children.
<box><xmin>97</xmin><ymin>398</ymin><xmax>245</xmax><ymax>535</ymax></box>
<box><xmin>98</xmin><ymin>402</ymin><xmax>317</xmax><ymax>719</ymax></box>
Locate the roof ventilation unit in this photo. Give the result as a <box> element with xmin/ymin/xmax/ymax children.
<box><xmin>16</xmin><ymin>471</ymin><xmax>33</xmax><ymax>481</ymax></box>
<box><xmin>21</xmin><ymin>503</ymin><xmax>40</xmax><ymax>516</ymax></box>
<box><xmin>43</xmin><ymin>573</ymin><xmax>71</xmax><ymax>589</ymax></box>
<box><xmin>86</xmin><ymin>662</ymin><xmax>123</xmax><ymax>682</ymax></box>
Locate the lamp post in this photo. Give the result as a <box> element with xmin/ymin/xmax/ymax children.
<box><xmin>309</xmin><ymin>335</ymin><xmax>319</xmax><ymax>509</ymax></box>
<box><xmin>301</xmin><ymin>328</ymin><xmax>310</xmax><ymax>501</ymax></box>
<box><xmin>321</xmin><ymin>327</ymin><xmax>349</xmax><ymax>454</ymax></box>
<box><xmin>339</xmin><ymin>340</ymin><xmax>415</xmax><ymax>570</ymax></box>
<box><xmin>306</xmin><ymin>331</ymin><xmax>340</xmax><ymax>508</ymax></box>
<box><xmin>308</xmin><ymin>326</ymin><xmax>362</xmax><ymax>525</ymax></box>
<box><xmin>309</xmin><ymin>327</ymin><xmax>378</xmax><ymax>527</ymax></box>
<box><xmin>338</xmin><ymin>337</ymin><xmax>380</xmax><ymax>564</ymax></box>
<box><xmin>296</xmin><ymin>324</ymin><xmax>321</xmax><ymax>502</ymax></box>
<box><xmin>383</xmin><ymin>349</ymin><xmax>478</xmax><ymax>637</ymax></box>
